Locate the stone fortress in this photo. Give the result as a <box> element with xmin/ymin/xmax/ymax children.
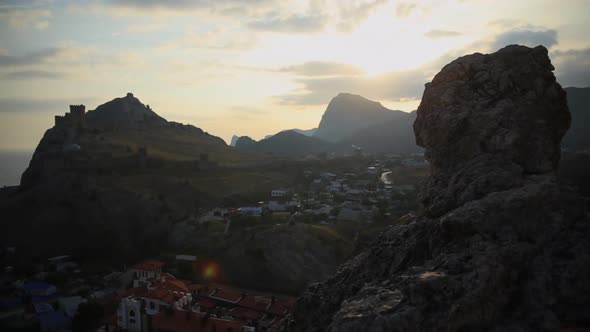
<box><xmin>55</xmin><ymin>105</ymin><xmax>86</xmax><ymax>128</ymax></box>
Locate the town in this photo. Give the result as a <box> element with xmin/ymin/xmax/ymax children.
<box><xmin>0</xmin><ymin>154</ymin><xmax>428</xmax><ymax>331</ymax></box>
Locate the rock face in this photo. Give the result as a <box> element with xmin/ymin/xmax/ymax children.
<box><xmin>283</xmin><ymin>45</ymin><xmax>590</xmax><ymax>331</ymax></box>
<box><xmin>414</xmin><ymin>44</ymin><xmax>571</xmax><ymax>217</ymax></box>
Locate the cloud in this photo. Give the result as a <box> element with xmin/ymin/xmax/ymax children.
<box><xmin>104</xmin><ymin>0</ymin><xmax>275</xmax><ymax>17</ymax></box>
<box><xmin>160</xmin><ymin>29</ymin><xmax>258</xmax><ymax>50</ymax></box>
<box><xmin>395</xmin><ymin>2</ymin><xmax>417</xmax><ymax>17</ymax></box>
<box><xmin>0</xmin><ymin>98</ymin><xmax>75</xmax><ymax>113</ymax></box>
<box><xmin>272</xmin><ymin>25</ymin><xmax>572</xmax><ymax>107</ymax></box>
<box><xmin>491</xmin><ymin>29</ymin><xmax>558</xmax><ymax>50</ymax></box>
<box><xmin>0</xmin><ymin>5</ymin><xmax>52</xmax><ymax>30</ymax></box>
<box><xmin>3</xmin><ymin>70</ymin><xmax>66</xmax><ymax>80</ymax></box>
<box><xmin>551</xmin><ymin>48</ymin><xmax>590</xmax><ymax>87</ymax></box>
<box><xmin>0</xmin><ymin>48</ymin><xmax>62</xmax><ymax>67</ymax></box>
<box><xmin>425</xmin><ymin>29</ymin><xmax>462</xmax><ymax>39</ymax></box>
<box><xmin>280</xmin><ymin>61</ymin><xmax>365</xmax><ymax>77</ymax></box>
<box><xmin>336</xmin><ymin>0</ymin><xmax>387</xmax><ymax>32</ymax></box>
<box><xmin>126</xmin><ymin>23</ymin><xmax>168</xmax><ymax>33</ymax></box>
<box><xmin>247</xmin><ymin>13</ymin><xmax>327</xmax><ymax>33</ymax></box>
<box><xmin>277</xmin><ymin>69</ymin><xmax>427</xmax><ymax>106</ymax></box>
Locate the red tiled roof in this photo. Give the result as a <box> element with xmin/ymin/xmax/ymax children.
<box><xmin>210</xmin><ymin>288</ymin><xmax>243</xmax><ymax>303</ymax></box>
<box><xmin>152</xmin><ymin>310</ymin><xmax>246</xmax><ymax>332</ymax></box>
<box><xmin>132</xmin><ymin>260</ymin><xmax>165</xmax><ymax>271</ymax></box>
<box><xmin>121</xmin><ymin>287</ymin><xmax>148</xmax><ymax>298</ymax></box>
<box><xmin>194</xmin><ymin>298</ymin><xmax>217</xmax><ymax>309</ymax></box>
<box><xmin>144</xmin><ymin>288</ymin><xmax>175</xmax><ymax>305</ymax></box>
<box><xmin>237</xmin><ymin>295</ymin><xmax>270</xmax><ymax>312</ymax></box>
<box><xmin>230</xmin><ymin>307</ymin><xmax>263</xmax><ymax>321</ymax></box>
<box><xmin>164</xmin><ymin>279</ymin><xmax>190</xmax><ymax>293</ymax></box>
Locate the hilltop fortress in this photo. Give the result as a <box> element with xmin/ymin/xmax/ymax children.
<box><xmin>55</xmin><ymin>104</ymin><xmax>86</xmax><ymax>128</ymax></box>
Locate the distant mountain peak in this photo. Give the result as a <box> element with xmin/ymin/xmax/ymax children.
<box><xmin>314</xmin><ymin>93</ymin><xmax>407</xmax><ymax>143</ymax></box>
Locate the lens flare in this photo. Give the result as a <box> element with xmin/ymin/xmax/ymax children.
<box><xmin>200</xmin><ymin>261</ymin><xmax>221</xmax><ymax>281</ymax></box>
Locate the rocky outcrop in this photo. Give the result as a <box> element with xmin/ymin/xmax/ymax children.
<box><xmin>414</xmin><ymin>44</ymin><xmax>571</xmax><ymax>217</ymax></box>
<box><xmin>84</xmin><ymin>92</ymin><xmax>167</xmax><ymax>130</ymax></box>
<box><xmin>283</xmin><ymin>45</ymin><xmax>590</xmax><ymax>331</ymax></box>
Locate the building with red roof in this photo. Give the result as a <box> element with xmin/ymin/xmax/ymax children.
<box><xmin>108</xmin><ymin>259</ymin><xmax>293</xmax><ymax>332</ymax></box>
<box><xmin>131</xmin><ymin>260</ymin><xmax>165</xmax><ymax>288</ymax></box>
<box><xmin>209</xmin><ymin>287</ymin><xmax>243</xmax><ymax>304</ymax></box>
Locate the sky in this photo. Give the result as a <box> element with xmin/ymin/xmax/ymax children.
<box><xmin>0</xmin><ymin>0</ymin><xmax>589</xmax><ymax>151</ymax></box>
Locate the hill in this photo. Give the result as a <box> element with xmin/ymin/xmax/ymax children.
<box><xmin>235</xmin><ymin>130</ymin><xmax>350</xmax><ymax>158</ymax></box>
<box><xmin>21</xmin><ymin>93</ymin><xmax>263</xmax><ymax>188</ymax></box>
<box><xmin>264</xmin><ymin>128</ymin><xmax>317</xmax><ymax>139</ymax></box>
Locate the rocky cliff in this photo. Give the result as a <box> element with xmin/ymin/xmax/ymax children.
<box><xmin>283</xmin><ymin>45</ymin><xmax>590</xmax><ymax>331</ymax></box>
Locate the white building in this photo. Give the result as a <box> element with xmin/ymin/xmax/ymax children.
<box><xmin>131</xmin><ymin>260</ymin><xmax>164</xmax><ymax>287</ymax></box>
<box><xmin>117</xmin><ymin>297</ymin><xmax>144</xmax><ymax>332</ymax></box>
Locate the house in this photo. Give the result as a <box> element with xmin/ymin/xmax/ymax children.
<box><xmin>268</xmin><ymin>189</ymin><xmax>296</xmax><ymax>211</ymax></box>
<box><xmin>131</xmin><ymin>260</ymin><xmax>165</xmax><ymax>287</ymax></box>
<box><xmin>114</xmin><ymin>272</ymin><xmax>193</xmax><ymax>331</ymax></box>
<box><xmin>238</xmin><ymin>206</ymin><xmax>263</xmax><ymax>216</ymax></box>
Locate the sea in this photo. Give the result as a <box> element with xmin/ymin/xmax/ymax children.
<box><xmin>0</xmin><ymin>150</ymin><xmax>33</xmax><ymax>187</ymax></box>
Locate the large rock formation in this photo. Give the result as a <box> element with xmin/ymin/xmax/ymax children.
<box><xmin>414</xmin><ymin>44</ymin><xmax>571</xmax><ymax>217</ymax></box>
<box><xmin>283</xmin><ymin>45</ymin><xmax>590</xmax><ymax>331</ymax></box>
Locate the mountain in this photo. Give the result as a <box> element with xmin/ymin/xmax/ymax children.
<box><xmin>230</xmin><ymin>135</ymin><xmax>241</xmax><ymax>146</ymax></box>
<box><xmin>84</xmin><ymin>93</ymin><xmax>167</xmax><ymax>130</ymax></box>
<box><xmin>313</xmin><ymin>93</ymin><xmax>420</xmax><ymax>153</ymax></box>
<box><xmin>234</xmin><ymin>136</ymin><xmax>257</xmax><ymax>150</ymax></box>
<box><xmin>285</xmin><ymin>46</ymin><xmax>590</xmax><ymax>331</ymax></box>
<box><xmin>264</xmin><ymin>128</ymin><xmax>317</xmax><ymax>139</ymax></box>
<box><xmin>5</xmin><ymin>93</ymin><xmax>266</xmax><ymax>262</ymax></box>
<box><xmin>21</xmin><ymin>93</ymin><xmax>239</xmax><ymax>188</ymax></box>
<box><xmin>314</xmin><ymin>93</ymin><xmax>412</xmax><ymax>143</ymax></box>
<box><xmin>235</xmin><ymin>130</ymin><xmax>348</xmax><ymax>157</ymax></box>
<box><xmin>563</xmin><ymin>87</ymin><xmax>590</xmax><ymax>150</ymax></box>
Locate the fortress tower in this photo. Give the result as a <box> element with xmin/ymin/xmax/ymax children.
<box><xmin>54</xmin><ymin>104</ymin><xmax>86</xmax><ymax>128</ymax></box>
